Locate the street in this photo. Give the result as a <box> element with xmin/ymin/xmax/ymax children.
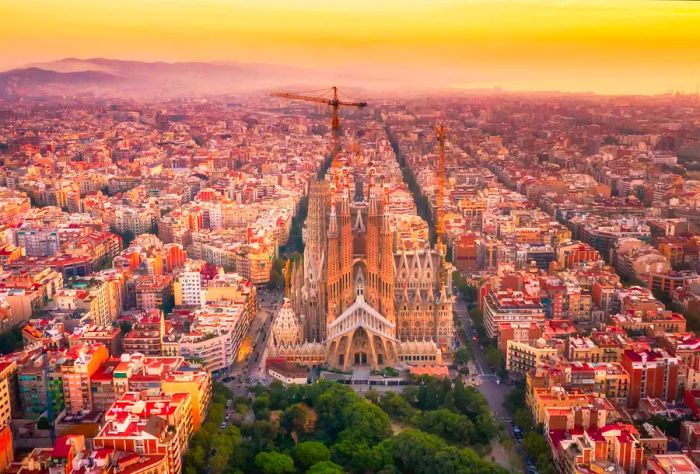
<box><xmin>453</xmin><ymin>296</ymin><xmax>514</xmax><ymax>420</ymax></box>
<box><xmin>453</xmin><ymin>296</ymin><xmax>523</xmax><ymax>471</ymax></box>
<box><xmin>220</xmin><ymin>287</ymin><xmax>281</xmax><ymax>395</ymax></box>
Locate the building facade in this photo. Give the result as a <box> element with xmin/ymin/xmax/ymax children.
<box><xmin>271</xmin><ymin>179</ymin><xmax>452</xmax><ymax>371</ymax></box>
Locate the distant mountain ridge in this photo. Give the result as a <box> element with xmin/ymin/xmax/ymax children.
<box><xmin>0</xmin><ymin>58</ymin><xmax>327</xmax><ymax>98</ymax></box>
<box><xmin>0</xmin><ymin>57</ymin><xmax>464</xmax><ymax>98</ymax></box>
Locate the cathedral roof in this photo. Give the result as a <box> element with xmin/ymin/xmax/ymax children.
<box><xmin>396</xmin><ymin>339</ymin><xmax>441</xmax><ymax>355</ymax></box>
<box><xmin>327</xmin><ymin>292</ymin><xmax>398</xmax><ymax>342</ymax></box>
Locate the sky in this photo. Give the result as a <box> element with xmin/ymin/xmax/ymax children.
<box><xmin>1</xmin><ymin>0</ymin><xmax>699</xmax><ymax>94</ymax></box>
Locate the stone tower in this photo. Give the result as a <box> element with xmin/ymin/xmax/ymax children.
<box><xmin>379</xmin><ymin>187</ymin><xmax>395</xmax><ymax>322</ymax></box>
<box><xmin>301</xmin><ymin>181</ymin><xmax>328</xmax><ymax>341</ymax></box>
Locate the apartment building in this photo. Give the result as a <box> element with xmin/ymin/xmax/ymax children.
<box><xmin>60</xmin><ymin>344</ymin><xmax>109</xmax><ymax>414</ymax></box>
<box><xmin>94</xmin><ymin>391</ymin><xmax>193</xmax><ymax>474</ymax></box>
<box><xmin>483</xmin><ymin>289</ymin><xmax>545</xmax><ymax>339</ymax></box>
<box><xmin>621</xmin><ymin>349</ymin><xmax>680</xmax><ymax>409</ymax></box>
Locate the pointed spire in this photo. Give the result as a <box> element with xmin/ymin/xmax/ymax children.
<box><xmin>340</xmin><ymin>186</ymin><xmax>351</xmax><ymax>217</ymax></box>
<box><xmin>328</xmin><ymin>200</ymin><xmax>338</xmax><ymax>236</ymax></box>
<box><xmin>369</xmin><ymin>189</ymin><xmax>379</xmax><ymax>216</ymax></box>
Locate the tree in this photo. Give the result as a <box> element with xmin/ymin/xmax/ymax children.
<box><xmin>209</xmin><ymin>426</ymin><xmax>241</xmax><ymax>474</ymax></box>
<box><xmin>454</xmin><ymin>347</ymin><xmax>470</xmax><ymax>366</ymax></box>
<box><xmin>338</xmin><ymin>399</ymin><xmax>392</xmax><ymax>444</ymax></box>
<box><xmin>268</xmin><ymin>257</ymin><xmax>286</xmax><ymax>290</ymax></box>
<box><xmin>513</xmin><ymin>408</ymin><xmax>534</xmax><ymax>433</ymax></box>
<box><xmin>386</xmin><ymin>429</ymin><xmax>448</xmax><ymax>474</ymax></box>
<box><xmin>254</xmin><ymin>451</ymin><xmax>295</xmax><ymax>474</ymax></box>
<box><xmin>306</xmin><ymin>461</ymin><xmax>344</xmax><ymax>474</ymax></box>
<box><xmin>453</xmin><ymin>377</ymin><xmax>468</xmax><ymax>411</ymax></box>
<box><xmin>503</xmin><ymin>384</ymin><xmax>525</xmax><ymax>412</ymax></box>
<box><xmin>415</xmin><ymin>409</ymin><xmax>476</xmax><ymax>445</ymax></box>
<box><xmin>485</xmin><ymin>345</ymin><xmax>504</xmax><ymax>372</ymax></box>
<box><xmin>523</xmin><ymin>431</ymin><xmax>549</xmax><ymax>459</ymax></box>
<box><xmin>400</xmin><ymin>386</ymin><xmax>419</xmax><ymax>407</ymax></box>
<box><xmin>293</xmin><ymin>442</ymin><xmax>330</xmax><ymax>471</ymax></box>
<box><xmin>158</xmin><ymin>292</ymin><xmax>175</xmax><ymax>315</ymax></box>
<box><xmin>0</xmin><ymin>326</ymin><xmax>24</xmax><ymax>355</ymax></box>
<box><xmin>253</xmin><ymin>394</ymin><xmax>271</xmax><ymax>419</ymax></box>
<box><xmin>244</xmin><ymin>421</ymin><xmax>280</xmax><ymax>452</ymax></box>
<box><xmin>378</xmin><ymin>392</ymin><xmax>416</xmax><ymax>422</ymax></box>
<box><xmin>417</xmin><ymin>378</ymin><xmax>441</xmax><ymax>410</ymax></box>
<box><xmin>120</xmin><ymin>229</ymin><xmax>135</xmax><ymax>248</ymax></box>
<box><xmin>332</xmin><ymin>438</ymin><xmax>392</xmax><ymax>473</ymax></box>
<box><xmin>281</xmin><ymin>403</ymin><xmax>313</xmax><ymax>438</ymax></box>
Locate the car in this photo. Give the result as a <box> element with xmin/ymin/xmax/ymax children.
<box><xmin>220</xmin><ymin>422</ymin><xmax>227</xmax><ymax>429</ymax></box>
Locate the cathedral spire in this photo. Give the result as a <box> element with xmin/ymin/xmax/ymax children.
<box><xmin>327</xmin><ymin>199</ymin><xmax>338</xmax><ymax>237</ymax></box>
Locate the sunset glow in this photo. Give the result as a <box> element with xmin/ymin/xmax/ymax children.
<box><xmin>1</xmin><ymin>0</ymin><xmax>700</xmax><ymax>93</ymax></box>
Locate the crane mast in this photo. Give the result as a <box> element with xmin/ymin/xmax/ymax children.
<box><xmin>435</xmin><ymin>124</ymin><xmax>446</xmax><ymax>256</ymax></box>
<box><xmin>271</xmin><ymin>86</ymin><xmax>367</xmax><ymax>157</ymax></box>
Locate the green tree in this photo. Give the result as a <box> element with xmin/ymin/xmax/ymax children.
<box><xmin>158</xmin><ymin>292</ymin><xmax>175</xmax><ymax>315</ymax></box>
<box><xmin>523</xmin><ymin>431</ymin><xmax>549</xmax><ymax>459</ymax></box>
<box><xmin>281</xmin><ymin>403</ymin><xmax>313</xmax><ymax>438</ymax></box>
<box><xmin>339</xmin><ymin>399</ymin><xmax>392</xmax><ymax>444</ymax></box>
<box><xmin>244</xmin><ymin>420</ymin><xmax>280</xmax><ymax>452</ymax></box>
<box><xmin>503</xmin><ymin>384</ymin><xmax>525</xmax><ymax>412</ymax></box>
<box><xmin>415</xmin><ymin>409</ymin><xmax>476</xmax><ymax>445</ymax></box>
<box><xmin>0</xmin><ymin>326</ymin><xmax>24</xmax><ymax>355</ymax></box>
<box><xmin>209</xmin><ymin>426</ymin><xmax>241</xmax><ymax>474</ymax></box>
<box><xmin>293</xmin><ymin>442</ymin><xmax>330</xmax><ymax>471</ymax></box>
<box><xmin>254</xmin><ymin>451</ymin><xmax>295</xmax><ymax>474</ymax></box>
<box><xmin>385</xmin><ymin>429</ymin><xmax>448</xmax><ymax>474</ymax></box>
<box><xmin>306</xmin><ymin>461</ymin><xmax>344</xmax><ymax>474</ymax></box>
<box><xmin>513</xmin><ymin>408</ymin><xmax>535</xmax><ymax>433</ymax></box>
<box><xmin>332</xmin><ymin>439</ymin><xmax>392</xmax><ymax>473</ymax></box>
<box><xmin>120</xmin><ymin>229</ymin><xmax>135</xmax><ymax>248</ymax></box>
<box><xmin>268</xmin><ymin>257</ymin><xmax>286</xmax><ymax>290</ymax></box>
<box><xmin>485</xmin><ymin>345</ymin><xmax>504</xmax><ymax>372</ymax></box>
<box><xmin>377</xmin><ymin>392</ymin><xmax>417</xmax><ymax>423</ymax></box>
<box><xmin>454</xmin><ymin>347</ymin><xmax>470</xmax><ymax>366</ymax></box>
<box><xmin>253</xmin><ymin>393</ymin><xmax>271</xmax><ymax>419</ymax></box>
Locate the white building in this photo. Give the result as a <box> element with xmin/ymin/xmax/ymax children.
<box><xmin>178</xmin><ymin>304</ymin><xmax>252</xmax><ymax>372</ymax></box>
<box><xmin>174</xmin><ymin>271</ymin><xmax>204</xmax><ymax>307</ymax></box>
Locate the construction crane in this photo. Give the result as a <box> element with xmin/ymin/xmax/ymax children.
<box><xmin>435</xmin><ymin>124</ymin><xmax>447</xmax><ymax>256</ymax></box>
<box><xmin>271</xmin><ymin>86</ymin><xmax>367</xmax><ymax>155</ymax></box>
<box><xmin>284</xmin><ymin>259</ymin><xmax>292</xmax><ymax>298</ymax></box>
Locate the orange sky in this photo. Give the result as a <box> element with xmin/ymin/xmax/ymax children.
<box><xmin>1</xmin><ymin>0</ymin><xmax>699</xmax><ymax>94</ymax></box>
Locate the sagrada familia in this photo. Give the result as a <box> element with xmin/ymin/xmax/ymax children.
<box><xmin>269</xmin><ymin>171</ymin><xmax>453</xmax><ymax>371</ymax></box>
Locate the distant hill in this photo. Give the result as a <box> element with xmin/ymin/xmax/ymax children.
<box><xmin>0</xmin><ymin>57</ymin><xmax>419</xmax><ymax>99</ymax></box>
<box><xmin>0</xmin><ymin>67</ymin><xmax>121</xmax><ymax>94</ymax></box>
<box><xmin>0</xmin><ymin>58</ymin><xmax>332</xmax><ymax>98</ymax></box>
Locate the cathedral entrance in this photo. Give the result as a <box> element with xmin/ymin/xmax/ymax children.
<box><xmin>350</xmin><ymin>327</ymin><xmax>371</xmax><ymax>367</ymax></box>
<box><xmin>354</xmin><ymin>352</ymin><xmax>368</xmax><ymax>365</ymax></box>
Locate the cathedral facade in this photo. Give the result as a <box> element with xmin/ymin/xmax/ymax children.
<box><xmin>269</xmin><ymin>178</ymin><xmax>453</xmax><ymax>371</ymax></box>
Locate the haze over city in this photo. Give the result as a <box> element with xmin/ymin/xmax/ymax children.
<box><xmin>2</xmin><ymin>0</ymin><xmax>700</xmax><ymax>94</ymax></box>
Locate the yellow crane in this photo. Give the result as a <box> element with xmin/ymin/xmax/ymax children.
<box><xmin>435</xmin><ymin>124</ymin><xmax>447</xmax><ymax>256</ymax></box>
<box><xmin>271</xmin><ymin>86</ymin><xmax>368</xmax><ymax>155</ymax></box>
<box><xmin>284</xmin><ymin>259</ymin><xmax>292</xmax><ymax>298</ymax></box>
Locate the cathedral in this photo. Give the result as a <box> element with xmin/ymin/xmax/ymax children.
<box><xmin>269</xmin><ymin>172</ymin><xmax>453</xmax><ymax>371</ymax></box>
